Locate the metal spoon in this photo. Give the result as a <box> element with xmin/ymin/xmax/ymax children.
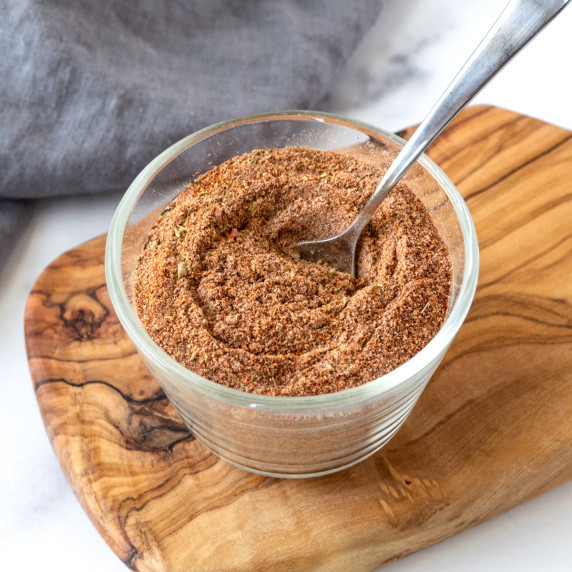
<box><xmin>293</xmin><ymin>0</ymin><xmax>569</xmax><ymax>277</ymax></box>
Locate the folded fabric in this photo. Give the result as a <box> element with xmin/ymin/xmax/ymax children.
<box><xmin>0</xmin><ymin>0</ymin><xmax>384</xmax><ymax>265</ymax></box>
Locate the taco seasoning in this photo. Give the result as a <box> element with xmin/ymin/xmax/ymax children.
<box><xmin>134</xmin><ymin>147</ymin><xmax>451</xmax><ymax>396</ymax></box>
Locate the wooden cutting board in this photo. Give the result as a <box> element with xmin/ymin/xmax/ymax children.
<box><xmin>25</xmin><ymin>106</ymin><xmax>572</xmax><ymax>571</ymax></box>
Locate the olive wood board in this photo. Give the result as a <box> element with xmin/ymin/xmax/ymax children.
<box><xmin>25</xmin><ymin>106</ymin><xmax>572</xmax><ymax>571</ymax></box>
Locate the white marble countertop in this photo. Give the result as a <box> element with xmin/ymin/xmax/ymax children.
<box><xmin>2</xmin><ymin>1</ymin><xmax>571</xmax><ymax>570</ymax></box>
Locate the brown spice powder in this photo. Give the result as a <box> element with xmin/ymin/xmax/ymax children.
<box><xmin>134</xmin><ymin>147</ymin><xmax>452</xmax><ymax>396</ymax></box>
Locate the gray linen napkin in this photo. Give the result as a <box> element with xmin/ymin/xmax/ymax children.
<box><xmin>0</xmin><ymin>0</ymin><xmax>384</xmax><ymax>264</ymax></box>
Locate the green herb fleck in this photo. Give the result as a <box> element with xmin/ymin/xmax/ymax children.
<box><xmin>177</xmin><ymin>262</ymin><xmax>187</xmax><ymax>278</ymax></box>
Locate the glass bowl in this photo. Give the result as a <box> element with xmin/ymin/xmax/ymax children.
<box><xmin>105</xmin><ymin>111</ymin><xmax>479</xmax><ymax>478</ymax></box>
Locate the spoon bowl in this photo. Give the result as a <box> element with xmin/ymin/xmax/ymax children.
<box><xmin>294</xmin><ymin>228</ymin><xmax>358</xmax><ymax>275</ymax></box>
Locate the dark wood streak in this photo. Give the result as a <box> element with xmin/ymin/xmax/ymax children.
<box><xmin>430</xmin><ymin>111</ymin><xmax>526</xmax><ymax>169</ymax></box>
<box><xmin>440</xmin><ymin>105</ymin><xmax>492</xmax><ymax>133</ymax></box>
<box><xmin>437</xmin><ymin>335</ymin><xmax>572</xmax><ymax>378</ymax></box>
<box><xmin>478</xmin><ymin>189</ymin><xmax>572</xmax><ymax>251</ymax></box>
<box><xmin>395</xmin><ymin>105</ymin><xmax>492</xmax><ymax>141</ymax></box>
<box><xmin>116</xmin><ymin>455</ymin><xmax>226</xmax><ymax>569</ymax></box>
<box><xmin>464</xmin><ymin>134</ymin><xmax>572</xmax><ymax>201</ymax></box>
<box><xmin>478</xmin><ymin>233</ymin><xmax>572</xmax><ymax>289</ymax></box>
<box><xmin>388</xmin><ymin>398</ymin><xmax>477</xmax><ymax>452</ymax></box>
<box><xmin>34</xmin><ymin>378</ymin><xmax>193</xmax><ymax>452</ymax></box>
<box><xmin>34</xmin><ymin>377</ymin><xmax>166</xmax><ymax>404</ymax></box>
<box><xmin>28</xmin><ymin>351</ymin><xmax>140</xmax><ymax>363</ymax></box>
<box><xmin>437</xmin><ymin>317</ymin><xmax>572</xmax><ymax>379</ymax></box>
<box><xmin>30</xmin><ymin>284</ymin><xmax>108</xmax><ymax>298</ymax></box>
<box><xmin>123</xmin><ymin>547</ymin><xmax>139</xmax><ymax>570</ymax></box>
<box><xmin>463</xmin><ymin>294</ymin><xmax>572</xmax><ymax>325</ymax></box>
<box><xmin>156</xmin><ymin>476</ymin><xmax>277</xmax><ymax>546</ymax></box>
<box><xmin>448</xmin><ymin>116</ymin><xmax>533</xmax><ymax>184</ymax></box>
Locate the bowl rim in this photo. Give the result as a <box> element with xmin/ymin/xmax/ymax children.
<box><xmin>105</xmin><ymin>110</ymin><xmax>479</xmax><ymax>411</ymax></box>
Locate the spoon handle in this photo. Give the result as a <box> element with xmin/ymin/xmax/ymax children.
<box><xmin>351</xmin><ymin>0</ymin><xmax>570</xmax><ymax>236</ymax></box>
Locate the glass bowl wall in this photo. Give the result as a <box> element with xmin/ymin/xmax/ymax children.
<box><xmin>105</xmin><ymin>111</ymin><xmax>479</xmax><ymax>478</ymax></box>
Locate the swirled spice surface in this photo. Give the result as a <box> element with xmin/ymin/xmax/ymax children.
<box><xmin>134</xmin><ymin>147</ymin><xmax>452</xmax><ymax>396</ymax></box>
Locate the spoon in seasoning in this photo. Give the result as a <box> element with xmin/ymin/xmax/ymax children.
<box><xmin>292</xmin><ymin>0</ymin><xmax>570</xmax><ymax>277</ymax></box>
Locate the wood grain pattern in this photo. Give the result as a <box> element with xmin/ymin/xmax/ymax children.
<box><xmin>25</xmin><ymin>106</ymin><xmax>572</xmax><ymax>571</ymax></box>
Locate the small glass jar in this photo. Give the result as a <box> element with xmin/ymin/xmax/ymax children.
<box><xmin>105</xmin><ymin>111</ymin><xmax>479</xmax><ymax>478</ymax></box>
